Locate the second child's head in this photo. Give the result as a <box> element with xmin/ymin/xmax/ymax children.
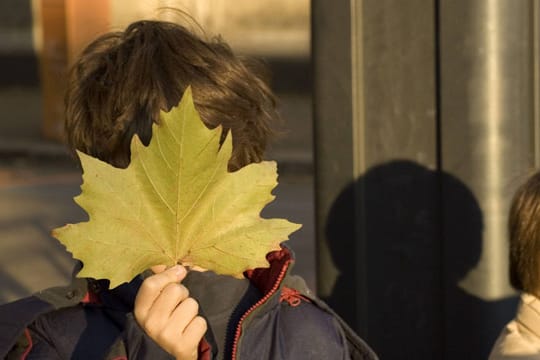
<box><xmin>65</xmin><ymin>20</ymin><xmax>278</xmax><ymax>171</ymax></box>
<box><xmin>509</xmin><ymin>171</ymin><xmax>540</xmax><ymax>296</ymax></box>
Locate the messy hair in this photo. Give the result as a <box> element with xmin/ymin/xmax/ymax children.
<box><xmin>65</xmin><ymin>20</ymin><xmax>277</xmax><ymax>170</ymax></box>
<box><xmin>509</xmin><ymin>171</ymin><xmax>540</xmax><ymax>294</ymax></box>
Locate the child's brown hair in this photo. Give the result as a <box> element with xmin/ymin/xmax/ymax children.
<box><xmin>509</xmin><ymin>171</ymin><xmax>540</xmax><ymax>294</ymax></box>
<box><xmin>65</xmin><ymin>20</ymin><xmax>278</xmax><ymax>170</ymax></box>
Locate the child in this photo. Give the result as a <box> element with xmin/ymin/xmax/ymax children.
<box><xmin>490</xmin><ymin>171</ymin><xmax>540</xmax><ymax>359</ymax></box>
<box><xmin>0</xmin><ymin>20</ymin><xmax>377</xmax><ymax>359</ymax></box>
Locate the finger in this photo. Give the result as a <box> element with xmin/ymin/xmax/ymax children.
<box><xmin>163</xmin><ymin>315</ymin><xmax>207</xmax><ymax>360</ymax></box>
<box><xmin>134</xmin><ymin>265</ymin><xmax>186</xmax><ymax>321</ymax></box>
<box><xmin>183</xmin><ymin>316</ymin><xmax>207</xmax><ymax>343</ymax></box>
<box><xmin>167</xmin><ymin>297</ymin><xmax>200</xmax><ymax>332</ymax></box>
<box><xmin>144</xmin><ymin>283</ymin><xmax>190</xmax><ymax>331</ymax></box>
<box><xmin>153</xmin><ymin>282</ymin><xmax>190</xmax><ymax>314</ymax></box>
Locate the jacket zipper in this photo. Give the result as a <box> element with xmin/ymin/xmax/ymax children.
<box><xmin>230</xmin><ymin>259</ymin><xmax>292</xmax><ymax>359</ymax></box>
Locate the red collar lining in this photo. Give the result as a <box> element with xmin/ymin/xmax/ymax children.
<box><xmin>244</xmin><ymin>247</ymin><xmax>292</xmax><ymax>295</ymax></box>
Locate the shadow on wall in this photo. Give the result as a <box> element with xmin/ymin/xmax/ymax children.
<box><xmin>323</xmin><ymin>160</ymin><xmax>518</xmax><ymax>360</ymax></box>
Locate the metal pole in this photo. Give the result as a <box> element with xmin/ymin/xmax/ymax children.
<box><xmin>439</xmin><ymin>0</ymin><xmax>536</xmax><ymax>358</ymax></box>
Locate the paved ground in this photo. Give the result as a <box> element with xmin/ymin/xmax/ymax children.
<box><xmin>0</xmin><ymin>156</ymin><xmax>80</xmax><ymax>303</ymax></box>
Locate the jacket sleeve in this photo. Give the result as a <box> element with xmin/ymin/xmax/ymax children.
<box><xmin>6</xmin><ymin>329</ymin><xmax>62</xmax><ymax>360</ymax></box>
<box><xmin>123</xmin><ymin>313</ymin><xmax>176</xmax><ymax>359</ymax></box>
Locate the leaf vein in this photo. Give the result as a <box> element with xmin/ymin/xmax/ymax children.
<box><xmin>174</xmin><ymin>104</ymin><xmax>188</xmax><ymax>258</ymax></box>
<box><xmin>210</xmin><ymin>245</ymin><xmax>258</xmax><ymax>260</ymax></box>
<box><xmin>139</xmin><ymin>152</ymin><xmax>175</xmax><ymax>215</ymax></box>
<box><xmin>156</xmin><ymin>132</ymin><xmax>173</xmax><ymax>171</ymax></box>
<box><xmin>178</xmin><ymin>157</ymin><xmax>220</xmax><ymax>225</ymax></box>
<box><xmin>85</xmin><ymin>236</ymin><xmax>165</xmax><ymax>254</ymax></box>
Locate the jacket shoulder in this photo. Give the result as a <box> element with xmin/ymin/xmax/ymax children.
<box><xmin>282</xmin><ymin>275</ymin><xmax>378</xmax><ymax>360</ymax></box>
<box><xmin>238</xmin><ymin>274</ymin><xmax>377</xmax><ymax>360</ymax></box>
<box><xmin>0</xmin><ymin>277</ymin><xmax>92</xmax><ymax>359</ymax></box>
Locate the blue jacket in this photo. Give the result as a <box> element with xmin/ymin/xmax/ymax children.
<box><xmin>0</xmin><ymin>248</ymin><xmax>377</xmax><ymax>359</ymax></box>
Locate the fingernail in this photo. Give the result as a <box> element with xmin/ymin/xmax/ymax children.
<box><xmin>173</xmin><ymin>265</ymin><xmax>186</xmax><ymax>278</ymax></box>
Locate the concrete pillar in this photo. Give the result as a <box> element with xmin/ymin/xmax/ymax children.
<box><xmin>313</xmin><ymin>0</ymin><xmax>439</xmax><ymax>357</ymax></box>
<box><xmin>440</xmin><ymin>0</ymin><xmax>537</xmax><ymax>357</ymax></box>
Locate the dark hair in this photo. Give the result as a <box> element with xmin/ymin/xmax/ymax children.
<box><xmin>509</xmin><ymin>171</ymin><xmax>540</xmax><ymax>294</ymax></box>
<box><xmin>65</xmin><ymin>20</ymin><xmax>278</xmax><ymax>170</ymax></box>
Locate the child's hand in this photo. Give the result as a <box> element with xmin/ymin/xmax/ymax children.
<box><xmin>134</xmin><ymin>265</ymin><xmax>207</xmax><ymax>360</ymax></box>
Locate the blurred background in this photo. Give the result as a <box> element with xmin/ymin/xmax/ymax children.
<box><xmin>0</xmin><ymin>0</ymin><xmax>314</xmax><ymax>306</ymax></box>
<box><xmin>2</xmin><ymin>0</ymin><xmax>540</xmax><ymax>359</ymax></box>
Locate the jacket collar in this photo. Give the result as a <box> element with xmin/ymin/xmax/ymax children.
<box><xmin>244</xmin><ymin>245</ymin><xmax>294</xmax><ymax>296</ymax></box>
<box><xmin>516</xmin><ymin>293</ymin><xmax>540</xmax><ymax>338</ymax></box>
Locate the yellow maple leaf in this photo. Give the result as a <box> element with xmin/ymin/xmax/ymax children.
<box><xmin>53</xmin><ymin>88</ymin><xmax>301</xmax><ymax>288</ymax></box>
